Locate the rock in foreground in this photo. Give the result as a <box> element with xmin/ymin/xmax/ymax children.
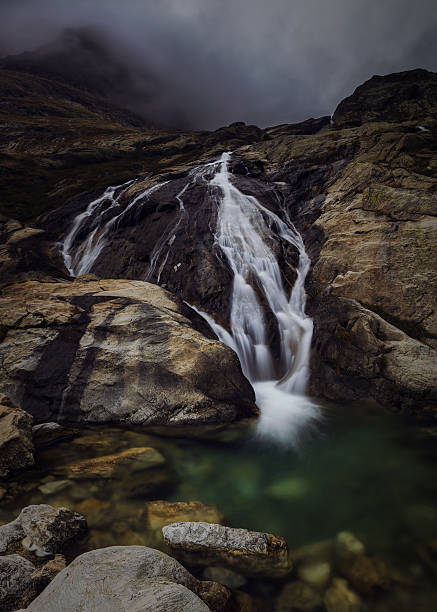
<box><xmin>23</xmin><ymin>546</ymin><xmax>211</xmax><ymax>612</ymax></box>
<box><xmin>0</xmin><ymin>278</ymin><xmax>257</xmax><ymax>427</ymax></box>
<box><xmin>163</xmin><ymin>521</ymin><xmax>290</xmax><ymax>577</ymax></box>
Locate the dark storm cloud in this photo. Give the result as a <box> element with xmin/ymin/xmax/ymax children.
<box><xmin>1</xmin><ymin>0</ymin><xmax>436</xmax><ymax>129</ymax></box>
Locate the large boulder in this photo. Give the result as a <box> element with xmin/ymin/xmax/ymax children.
<box><xmin>162</xmin><ymin>521</ymin><xmax>290</xmax><ymax>577</ymax></box>
<box><xmin>0</xmin><ymin>396</ymin><xmax>34</xmax><ymax>478</ymax></box>
<box><xmin>0</xmin><ymin>278</ymin><xmax>257</xmax><ymax>426</ymax></box>
<box><xmin>23</xmin><ymin>546</ymin><xmax>211</xmax><ymax>612</ymax></box>
<box><xmin>61</xmin><ymin>447</ymin><xmax>165</xmax><ymax>479</ymax></box>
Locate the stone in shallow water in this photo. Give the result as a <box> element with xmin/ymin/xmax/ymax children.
<box><xmin>324</xmin><ymin>578</ymin><xmax>362</xmax><ymax>612</ymax></box>
<box><xmin>23</xmin><ymin>546</ymin><xmax>210</xmax><ymax>612</ymax></box>
<box><xmin>342</xmin><ymin>555</ymin><xmax>390</xmax><ymax>594</ymax></box>
<box><xmin>297</xmin><ymin>560</ymin><xmax>331</xmax><ymax>588</ymax></box>
<box><xmin>38</xmin><ymin>480</ymin><xmax>71</xmax><ymax>496</ymax></box>
<box><xmin>335</xmin><ymin>531</ymin><xmax>365</xmax><ymax>561</ymax></box>
<box><xmin>162</xmin><ymin>521</ymin><xmax>291</xmax><ymax>577</ymax></box>
<box><xmin>61</xmin><ymin>446</ymin><xmax>165</xmax><ymax>479</ymax></box>
<box><xmin>265</xmin><ymin>477</ymin><xmax>309</xmax><ymax>500</ymax></box>
<box><xmin>276</xmin><ymin>580</ymin><xmax>323</xmax><ymax>611</ymax></box>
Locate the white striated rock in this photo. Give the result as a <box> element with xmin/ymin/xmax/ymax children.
<box><xmin>163</xmin><ymin>521</ymin><xmax>290</xmax><ymax>577</ymax></box>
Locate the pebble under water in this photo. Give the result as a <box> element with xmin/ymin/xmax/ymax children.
<box><xmin>1</xmin><ymin>401</ymin><xmax>437</xmax><ymax>610</ymax></box>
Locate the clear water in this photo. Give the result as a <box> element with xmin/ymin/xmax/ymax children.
<box><xmin>1</xmin><ymin>402</ymin><xmax>436</xmax><ymax>609</ymax></box>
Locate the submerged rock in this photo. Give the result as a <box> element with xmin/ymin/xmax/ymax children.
<box><xmin>293</xmin><ymin>539</ymin><xmax>334</xmax><ymax>566</ymax></box>
<box><xmin>38</xmin><ymin>480</ymin><xmax>72</xmax><ymax>496</ymax></box>
<box><xmin>32</xmin><ymin>423</ymin><xmax>79</xmax><ymax>448</ymax></box>
<box><xmin>23</xmin><ymin>546</ymin><xmax>211</xmax><ymax>612</ymax></box>
<box><xmin>202</xmin><ymin>566</ymin><xmax>246</xmax><ymax>589</ymax></box>
<box><xmin>276</xmin><ymin>580</ymin><xmax>323</xmax><ymax>611</ymax></box>
<box><xmin>0</xmin><ymin>397</ymin><xmax>34</xmax><ymax>478</ymax></box>
<box><xmin>342</xmin><ymin>554</ymin><xmax>390</xmax><ymax>594</ymax></box>
<box><xmin>0</xmin><ymin>278</ymin><xmax>257</xmax><ymax>427</ymax></box>
<box><xmin>62</xmin><ymin>446</ymin><xmax>165</xmax><ymax>479</ymax></box>
<box><xmin>335</xmin><ymin>531</ymin><xmax>365</xmax><ymax>562</ymax></box>
<box><xmin>162</xmin><ymin>521</ymin><xmax>291</xmax><ymax>577</ymax></box>
<box><xmin>324</xmin><ymin>578</ymin><xmax>362</xmax><ymax>612</ymax></box>
<box><xmin>297</xmin><ymin>560</ymin><xmax>331</xmax><ymax>588</ymax></box>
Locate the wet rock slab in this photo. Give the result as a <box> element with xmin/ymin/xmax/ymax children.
<box><xmin>162</xmin><ymin>521</ymin><xmax>291</xmax><ymax>577</ymax></box>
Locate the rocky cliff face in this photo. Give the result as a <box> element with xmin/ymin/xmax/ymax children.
<box><xmin>0</xmin><ymin>67</ymin><xmax>436</xmax><ymax>418</ymax></box>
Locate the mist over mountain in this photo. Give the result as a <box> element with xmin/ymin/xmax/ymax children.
<box><xmin>1</xmin><ymin>0</ymin><xmax>436</xmax><ymax>129</ymax></box>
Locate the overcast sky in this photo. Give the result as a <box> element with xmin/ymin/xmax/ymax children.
<box><xmin>1</xmin><ymin>0</ymin><xmax>436</xmax><ymax>129</ymax></box>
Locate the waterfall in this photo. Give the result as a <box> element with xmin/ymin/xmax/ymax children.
<box><xmin>61</xmin><ymin>151</ymin><xmax>319</xmax><ymax>444</ymax></box>
<box><xmin>62</xmin><ymin>180</ymin><xmax>167</xmax><ymax>277</ymax></box>
<box><xmin>192</xmin><ymin>152</ymin><xmax>319</xmax><ymax>445</ymax></box>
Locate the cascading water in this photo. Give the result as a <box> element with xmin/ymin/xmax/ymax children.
<box><xmin>192</xmin><ymin>152</ymin><xmax>319</xmax><ymax>445</ymax></box>
<box><xmin>62</xmin><ymin>179</ymin><xmax>167</xmax><ymax>277</ymax></box>
<box><xmin>61</xmin><ymin>151</ymin><xmax>319</xmax><ymax>445</ymax></box>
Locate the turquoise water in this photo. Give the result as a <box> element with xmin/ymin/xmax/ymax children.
<box><xmin>1</xmin><ymin>401</ymin><xmax>437</xmax><ymax>609</ymax></box>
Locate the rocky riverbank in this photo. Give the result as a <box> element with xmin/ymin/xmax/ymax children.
<box><xmin>1</xmin><ymin>416</ymin><xmax>436</xmax><ymax>610</ymax></box>
<box><xmin>1</xmin><ymin>498</ymin><xmax>434</xmax><ymax>611</ymax></box>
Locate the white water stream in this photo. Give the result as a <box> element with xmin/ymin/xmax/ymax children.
<box><xmin>62</xmin><ymin>152</ymin><xmax>319</xmax><ymax>444</ymax></box>
<box><xmin>62</xmin><ymin>179</ymin><xmax>167</xmax><ymax>276</ymax></box>
<box><xmin>190</xmin><ymin>152</ymin><xmax>319</xmax><ymax>445</ymax></box>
